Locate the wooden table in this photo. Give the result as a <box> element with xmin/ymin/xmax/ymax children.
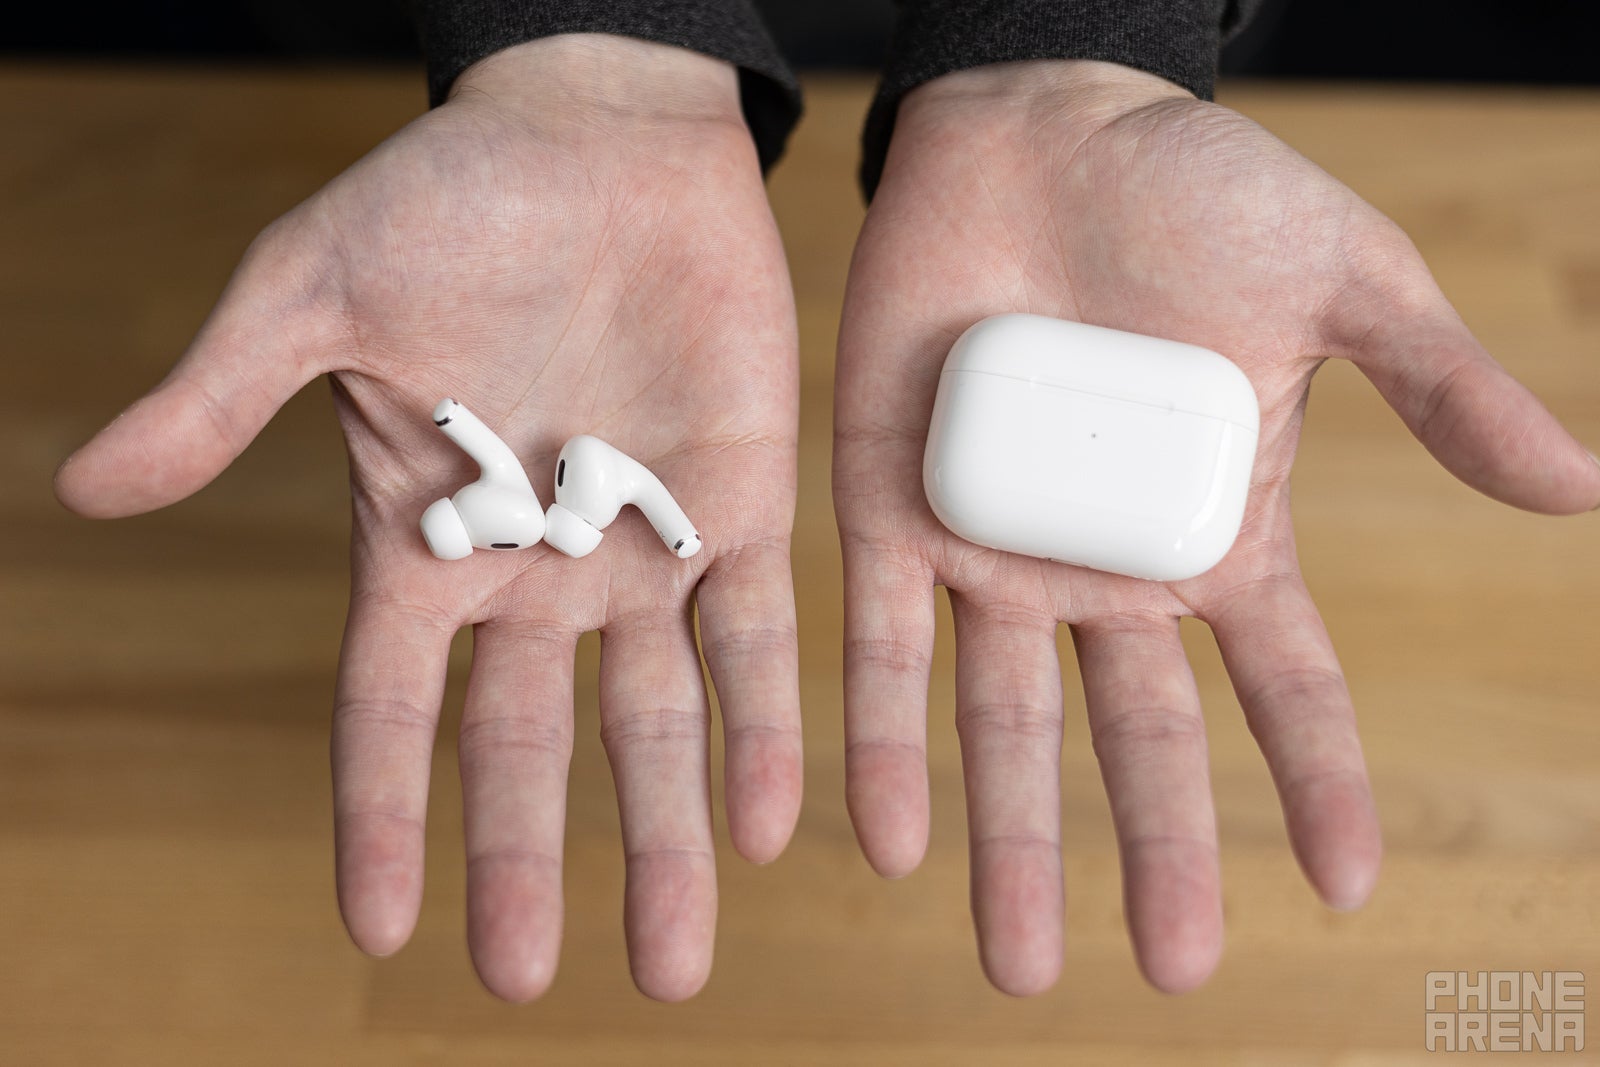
<box><xmin>3</xmin><ymin>66</ymin><xmax>1597</xmax><ymax>1065</ymax></box>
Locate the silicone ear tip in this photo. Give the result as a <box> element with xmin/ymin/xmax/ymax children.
<box><xmin>544</xmin><ymin>504</ymin><xmax>603</xmax><ymax>558</ymax></box>
<box><xmin>420</xmin><ymin>498</ymin><xmax>473</xmax><ymax>560</ymax></box>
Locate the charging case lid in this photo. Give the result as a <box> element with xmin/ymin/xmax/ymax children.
<box><xmin>941</xmin><ymin>314</ymin><xmax>1259</xmax><ymax>433</ymax></box>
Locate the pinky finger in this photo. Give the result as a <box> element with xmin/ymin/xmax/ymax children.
<box><xmin>842</xmin><ymin>541</ymin><xmax>937</xmax><ymax>879</ymax></box>
<box><xmin>696</xmin><ymin>538</ymin><xmax>803</xmax><ymax>865</ymax></box>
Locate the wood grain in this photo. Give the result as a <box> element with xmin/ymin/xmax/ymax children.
<box><xmin>3</xmin><ymin>66</ymin><xmax>1598</xmax><ymax>1065</ymax></box>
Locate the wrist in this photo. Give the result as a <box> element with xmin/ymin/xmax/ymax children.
<box><xmin>448</xmin><ymin>34</ymin><xmax>745</xmax><ymax>129</ymax></box>
<box><xmin>898</xmin><ymin>59</ymin><xmax>1193</xmax><ymax>142</ymax></box>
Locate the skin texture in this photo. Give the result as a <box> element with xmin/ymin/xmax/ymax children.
<box><xmin>54</xmin><ymin>36</ymin><xmax>803</xmax><ymax>1003</ymax></box>
<box><xmin>835</xmin><ymin>59</ymin><xmax>1600</xmax><ymax>997</ymax></box>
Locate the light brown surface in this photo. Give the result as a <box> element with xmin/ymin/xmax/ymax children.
<box><xmin>4</xmin><ymin>66</ymin><xmax>1599</xmax><ymax>1065</ymax></box>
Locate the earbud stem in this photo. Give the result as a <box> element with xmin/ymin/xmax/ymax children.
<box><xmin>433</xmin><ymin>398</ymin><xmax>533</xmax><ymax>492</ymax></box>
<box><xmin>629</xmin><ymin>475</ymin><xmax>702</xmax><ymax>558</ymax></box>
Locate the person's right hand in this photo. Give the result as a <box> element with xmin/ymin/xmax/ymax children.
<box><xmin>54</xmin><ymin>35</ymin><xmax>803</xmax><ymax>1003</ymax></box>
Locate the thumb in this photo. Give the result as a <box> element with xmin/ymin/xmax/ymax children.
<box><xmin>54</xmin><ymin>241</ymin><xmax>335</xmax><ymax>519</ymax></box>
<box><xmin>1348</xmin><ymin>292</ymin><xmax>1600</xmax><ymax>516</ymax></box>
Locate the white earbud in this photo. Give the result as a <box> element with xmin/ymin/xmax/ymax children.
<box><xmin>543</xmin><ymin>435</ymin><xmax>702</xmax><ymax>559</ymax></box>
<box><xmin>420</xmin><ymin>398</ymin><xmax>545</xmax><ymax>560</ymax></box>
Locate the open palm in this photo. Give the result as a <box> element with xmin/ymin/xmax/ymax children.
<box><xmin>55</xmin><ymin>38</ymin><xmax>802</xmax><ymax>1003</ymax></box>
<box><xmin>835</xmin><ymin>60</ymin><xmax>1600</xmax><ymax>996</ymax></box>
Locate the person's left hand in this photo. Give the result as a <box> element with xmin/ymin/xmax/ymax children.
<box><xmin>834</xmin><ymin>59</ymin><xmax>1600</xmax><ymax>996</ymax></box>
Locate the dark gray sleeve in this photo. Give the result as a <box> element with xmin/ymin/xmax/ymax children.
<box><xmin>411</xmin><ymin>0</ymin><xmax>802</xmax><ymax>171</ymax></box>
<box><xmin>862</xmin><ymin>0</ymin><xmax>1265</xmax><ymax>196</ymax></box>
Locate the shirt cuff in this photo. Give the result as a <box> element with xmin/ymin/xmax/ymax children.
<box><xmin>862</xmin><ymin>0</ymin><xmax>1259</xmax><ymax>197</ymax></box>
<box><xmin>412</xmin><ymin>0</ymin><xmax>802</xmax><ymax>172</ymax></box>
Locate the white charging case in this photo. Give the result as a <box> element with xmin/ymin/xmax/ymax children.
<box><xmin>923</xmin><ymin>314</ymin><xmax>1260</xmax><ymax>582</ymax></box>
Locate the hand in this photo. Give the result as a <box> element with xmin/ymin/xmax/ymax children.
<box><xmin>54</xmin><ymin>35</ymin><xmax>803</xmax><ymax>1002</ymax></box>
<box><xmin>834</xmin><ymin>60</ymin><xmax>1600</xmax><ymax>996</ymax></box>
